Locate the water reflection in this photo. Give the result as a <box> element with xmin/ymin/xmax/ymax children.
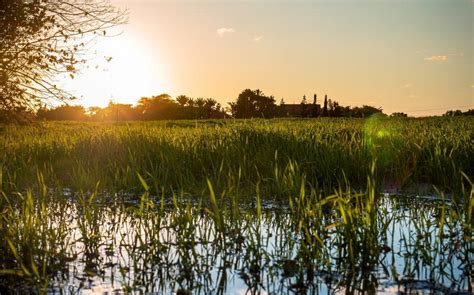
<box><xmin>0</xmin><ymin>195</ymin><xmax>471</xmax><ymax>294</ymax></box>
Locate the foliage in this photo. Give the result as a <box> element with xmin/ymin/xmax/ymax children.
<box><xmin>229</xmin><ymin>89</ymin><xmax>278</xmax><ymax>118</ymax></box>
<box><xmin>391</xmin><ymin>112</ymin><xmax>408</xmax><ymax>117</ymax></box>
<box><xmin>0</xmin><ymin>106</ymin><xmax>35</xmax><ymax>123</ymax></box>
<box><xmin>136</xmin><ymin>94</ymin><xmax>181</xmax><ymax>120</ymax></box>
<box><xmin>322</xmin><ymin>95</ymin><xmax>328</xmax><ymax>116</ymax></box>
<box><xmin>348</xmin><ymin>105</ymin><xmax>384</xmax><ymax>118</ymax></box>
<box><xmin>37</xmin><ymin>105</ymin><xmax>87</xmax><ymax>121</ymax></box>
<box><xmin>0</xmin><ymin>0</ymin><xmax>126</xmax><ymax>111</ymax></box>
<box><xmin>444</xmin><ymin>109</ymin><xmax>474</xmax><ymax>117</ymax></box>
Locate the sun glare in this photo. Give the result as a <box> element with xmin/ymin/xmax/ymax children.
<box><xmin>59</xmin><ymin>32</ymin><xmax>168</xmax><ymax>108</ymax></box>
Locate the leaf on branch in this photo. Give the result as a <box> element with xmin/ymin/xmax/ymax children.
<box><xmin>1</xmin><ymin>0</ymin><xmax>127</xmax><ymax>113</ymax></box>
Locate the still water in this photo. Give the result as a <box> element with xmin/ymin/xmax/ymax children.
<box><xmin>1</xmin><ymin>194</ymin><xmax>472</xmax><ymax>294</ymax></box>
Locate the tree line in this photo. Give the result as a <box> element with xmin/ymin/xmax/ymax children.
<box><xmin>1</xmin><ymin>89</ymin><xmax>392</xmax><ymax>122</ymax></box>
<box><xmin>442</xmin><ymin>109</ymin><xmax>474</xmax><ymax>117</ymax></box>
<box><xmin>36</xmin><ymin>94</ymin><xmax>226</xmax><ymax>122</ymax></box>
<box><xmin>3</xmin><ymin>88</ymin><xmax>471</xmax><ymax>123</ymax></box>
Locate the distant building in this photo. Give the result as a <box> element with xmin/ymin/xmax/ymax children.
<box><xmin>281</xmin><ymin>94</ymin><xmax>321</xmax><ymax>117</ymax></box>
<box><xmin>281</xmin><ymin>104</ymin><xmax>320</xmax><ymax>117</ymax></box>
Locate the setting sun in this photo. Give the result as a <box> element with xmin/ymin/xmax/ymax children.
<box><xmin>60</xmin><ymin>30</ymin><xmax>170</xmax><ymax>107</ymax></box>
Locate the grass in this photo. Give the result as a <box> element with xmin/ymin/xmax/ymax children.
<box><xmin>0</xmin><ymin>117</ymin><xmax>472</xmax><ymax>196</ymax></box>
<box><xmin>0</xmin><ymin>117</ymin><xmax>472</xmax><ymax>293</ymax></box>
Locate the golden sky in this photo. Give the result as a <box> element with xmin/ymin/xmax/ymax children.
<box><xmin>60</xmin><ymin>0</ymin><xmax>473</xmax><ymax>116</ymax></box>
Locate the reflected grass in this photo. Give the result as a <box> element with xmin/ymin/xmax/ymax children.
<box><xmin>0</xmin><ymin>174</ymin><xmax>472</xmax><ymax>294</ymax></box>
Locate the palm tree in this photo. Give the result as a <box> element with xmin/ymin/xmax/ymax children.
<box><xmin>187</xmin><ymin>98</ymin><xmax>196</xmax><ymax>108</ymax></box>
<box><xmin>195</xmin><ymin>97</ymin><xmax>205</xmax><ymax>108</ymax></box>
<box><xmin>194</xmin><ymin>97</ymin><xmax>205</xmax><ymax>118</ymax></box>
<box><xmin>204</xmin><ymin>98</ymin><xmax>218</xmax><ymax>118</ymax></box>
<box><xmin>176</xmin><ymin>95</ymin><xmax>189</xmax><ymax>107</ymax></box>
<box><xmin>205</xmin><ymin>98</ymin><xmax>217</xmax><ymax>110</ymax></box>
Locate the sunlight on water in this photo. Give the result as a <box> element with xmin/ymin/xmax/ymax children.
<box><xmin>10</xmin><ymin>194</ymin><xmax>465</xmax><ymax>294</ymax></box>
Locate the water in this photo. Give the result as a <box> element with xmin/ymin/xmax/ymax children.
<box><xmin>0</xmin><ymin>194</ymin><xmax>472</xmax><ymax>294</ymax></box>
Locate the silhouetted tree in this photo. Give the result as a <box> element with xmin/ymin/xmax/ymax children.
<box><xmin>0</xmin><ymin>106</ymin><xmax>35</xmax><ymax>123</ymax></box>
<box><xmin>463</xmin><ymin>109</ymin><xmax>474</xmax><ymax>116</ymax></box>
<box><xmin>204</xmin><ymin>98</ymin><xmax>218</xmax><ymax>119</ymax></box>
<box><xmin>329</xmin><ymin>100</ymin><xmax>343</xmax><ymax>117</ymax></box>
<box><xmin>1</xmin><ymin>0</ymin><xmax>127</xmax><ymax>116</ymax></box>
<box><xmin>349</xmin><ymin>105</ymin><xmax>384</xmax><ymax>118</ymax></box>
<box><xmin>277</xmin><ymin>98</ymin><xmax>288</xmax><ymax>117</ymax></box>
<box><xmin>443</xmin><ymin>109</ymin><xmax>473</xmax><ymax>116</ymax></box>
<box><xmin>229</xmin><ymin>89</ymin><xmax>277</xmax><ymax>118</ymax></box>
<box><xmin>187</xmin><ymin>98</ymin><xmax>196</xmax><ymax>108</ymax></box>
<box><xmin>137</xmin><ymin>94</ymin><xmax>181</xmax><ymax>120</ymax></box>
<box><xmin>37</xmin><ymin>105</ymin><xmax>86</xmax><ymax>121</ymax></box>
<box><xmin>301</xmin><ymin>95</ymin><xmax>307</xmax><ymax>105</ymax></box>
<box><xmin>104</xmin><ymin>102</ymin><xmax>138</xmax><ymax>121</ymax></box>
<box><xmin>444</xmin><ymin>110</ymin><xmax>462</xmax><ymax>116</ymax></box>
<box><xmin>87</xmin><ymin>106</ymin><xmax>107</xmax><ymax>121</ymax></box>
<box><xmin>327</xmin><ymin>99</ymin><xmax>333</xmax><ymax>116</ymax></box>
<box><xmin>195</xmin><ymin>98</ymin><xmax>206</xmax><ymax>118</ymax></box>
<box><xmin>390</xmin><ymin>112</ymin><xmax>408</xmax><ymax>117</ymax></box>
<box><xmin>339</xmin><ymin>105</ymin><xmax>352</xmax><ymax>117</ymax></box>
<box><xmin>300</xmin><ymin>95</ymin><xmax>308</xmax><ymax>117</ymax></box>
<box><xmin>176</xmin><ymin>95</ymin><xmax>190</xmax><ymax>107</ymax></box>
<box><xmin>263</xmin><ymin>96</ymin><xmax>277</xmax><ymax>117</ymax></box>
<box><xmin>195</xmin><ymin>98</ymin><xmax>205</xmax><ymax>108</ymax></box>
<box><xmin>322</xmin><ymin>95</ymin><xmax>328</xmax><ymax>116</ymax></box>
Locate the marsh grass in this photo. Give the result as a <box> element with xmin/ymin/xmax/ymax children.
<box><xmin>0</xmin><ymin>117</ymin><xmax>472</xmax><ymax>293</ymax></box>
<box><xmin>0</xmin><ymin>117</ymin><xmax>472</xmax><ymax>196</ymax></box>
<box><xmin>0</xmin><ymin>174</ymin><xmax>471</xmax><ymax>293</ymax></box>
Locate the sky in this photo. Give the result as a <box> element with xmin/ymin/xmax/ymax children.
<box><xmin>60</xmin><ymin>0</ymin><xmax>473</xmax><ymax>116</ymax></box>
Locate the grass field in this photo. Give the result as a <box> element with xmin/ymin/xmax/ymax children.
<box><xmin>1</xmin><ymin>116</ymin><xmax>473</xmax><ymax>195</ymax></box>
<box><xmin>0</xmin><ymin>117</ymin><xmax>473</xmax><ymax>293</ymax></box>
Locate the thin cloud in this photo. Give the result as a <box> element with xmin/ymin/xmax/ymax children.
<box><xmin>416</xmin><ymin>49</ymin><xmax>429</xmax><ymax>54</ymax></box>
<box><xmin>252</xmin><ymin>35</ymin><xmax>264</xmax><ymax>43</ymax></box>
<box><xmin>217</xmin><ymin>27</ymin><xmax>235</xmax><ymax>37</ymax></box>
<box><xmin>408</xmin><ymin>94</ymin><xmax>420</xmax><ymax>99</ymax></box>
<box><xmin>447</xmin><ymin>52</ymin><xmax>464</xmax><ymax>57</ymax></box>
<box><xmin>403</xmin><ymin>83</ymin><xmax>413</xmax><ymax>88</ymax></box>
<box><xmin>425</xmin><ymin>55</ymin><xmax>448</xmax><ymax>62</ymax></box>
